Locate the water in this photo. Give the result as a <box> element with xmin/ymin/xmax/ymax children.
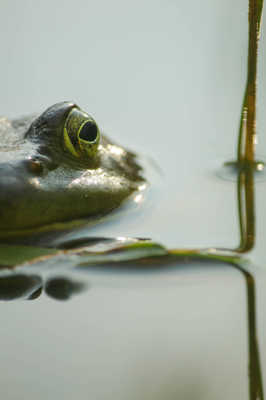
<box><xmin>0</xmin><ymin>1</ymin><xmax>266</xmax><ymax>399</ymax></box>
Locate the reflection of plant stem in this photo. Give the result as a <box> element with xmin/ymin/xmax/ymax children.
<box><xmin>246</xmin><ymin>272</ymin><xmax>264</xmax><ymax>400</ymax></box>
<box><xmin>233</xmin><ymin>265</ymin><xmax>264</xmax><ymax>400</ymax></box>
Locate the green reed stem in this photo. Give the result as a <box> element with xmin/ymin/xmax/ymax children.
<box><xmin>237</xmin><ymin>0</ymin><xmax>264</xmax><ymax>162</ymax></box>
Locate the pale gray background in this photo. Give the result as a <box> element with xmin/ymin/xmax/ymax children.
<box><xmin>1</xmin><ymin>0</ymin><xmax>265</xmax><ymax>249</ymax></box>
<box><xmin>0</xmin><ymin>1</ymin><xmax>266</xmax><ymax>399</ymax></box>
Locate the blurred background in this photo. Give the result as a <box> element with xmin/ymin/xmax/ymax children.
<box><xmin>1</xmin><ymin>0</ymin><xmax>265</xmax><ymax>248</ymax></box>
<box><xmin>0</xmin><ymin>1</ymin><xmax>266</xmax><ymax>399</ymax></box>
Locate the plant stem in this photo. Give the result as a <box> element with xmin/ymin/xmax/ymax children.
<box><xmin>237</xmin><ymin>0</ymin><xmax>264</xmax><ymax>163</ymax></box>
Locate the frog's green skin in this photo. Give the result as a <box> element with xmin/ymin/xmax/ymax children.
<box><xmin>0</xmin><ymin>102</ymin><xmax>144</xmax><ymax>241</ymax></box>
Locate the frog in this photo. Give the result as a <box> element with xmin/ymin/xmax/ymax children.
<box><xmin>0</xmin><ymin>102</ymin><xmax>145</xmax><ymax>242</ymax></box>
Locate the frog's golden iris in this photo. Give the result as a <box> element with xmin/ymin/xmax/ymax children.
<box><xmin>63</xmin><ymin>108</ymin><xmax>100</xmax><ymax>158</ymax></box>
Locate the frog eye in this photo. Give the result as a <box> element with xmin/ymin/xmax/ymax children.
<box><xmin>63</xmin><ymin>107</ymin><xmax>100</xmax><ymax>158</ymax></box>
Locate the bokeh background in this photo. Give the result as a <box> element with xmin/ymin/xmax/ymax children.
<box><xmin>0</xmin><ymin>1</ymin><xmax>266</xmax><ymax>399</ymax></box>
<box><xmin>1</xmin><ymin>0</ymin><xmax>265</xmax><ymax>248</ymax></box>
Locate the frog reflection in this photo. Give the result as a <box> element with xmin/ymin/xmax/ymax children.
<box><xmin>0</xmin><ymin>274</ymin><xmax>86</xmax><ymax>301</ymax></box>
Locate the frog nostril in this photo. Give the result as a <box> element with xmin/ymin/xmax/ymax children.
<box><xmin>79</xmin><ymin>122</ymin><xmax>98</xmax><ymax>142</ymax></box>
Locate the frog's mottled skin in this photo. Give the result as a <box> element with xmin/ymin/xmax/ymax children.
<box><xmin>0</xmin><ymin>102</ymin><xmax>144</xmax><ymax>240</ymax></box>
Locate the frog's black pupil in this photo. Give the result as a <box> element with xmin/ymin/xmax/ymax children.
<box><xmin>79</xmin><ymin>121</ymin><xmax>98</xmax><ymax>142</ymax></box>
